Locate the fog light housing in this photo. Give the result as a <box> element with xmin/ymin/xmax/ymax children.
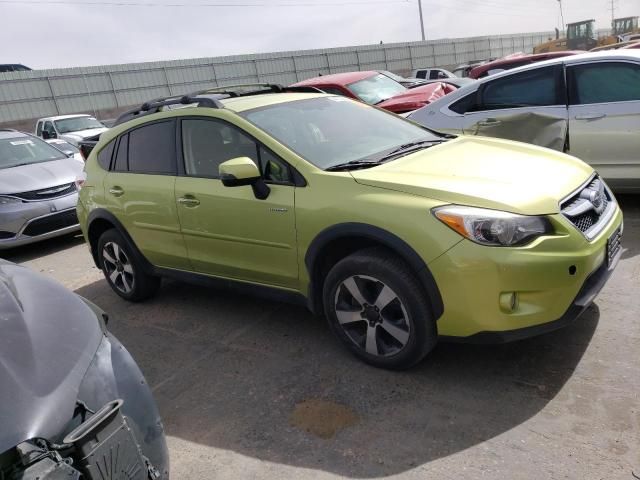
<box><xmin>499</xmin><ymin>292</ymin><xmax>518</xmax><ymax>313</ymax></box>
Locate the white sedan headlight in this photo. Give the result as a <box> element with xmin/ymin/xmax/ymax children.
<box><xmin>433</xmin><ymin>205</ymin><xmax>553</xmax><ymax>247</ymax></box>
<box><xmin>0</xmin><ymin>196</ymin><xmax>22</xmax><ymax>206</ymax></box>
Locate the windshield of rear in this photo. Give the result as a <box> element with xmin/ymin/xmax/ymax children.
<box><xmin>240</xmin><ymin>96</ymin><xmax>440</xmax><ymax>170</ymax></box>
<box><xmin>50</xmin><ymin>140</ymin><xmax>80</xmax><ymax>154</ymax></box>
<box><xmin>347</xmin><ymin>74</ymin><xmax>407</xmax><ymax>104</ymax></box>
<box><xmin>0</xmin><ymin>136</ymin><xmax>67</xmax><ymax>169</ymax></box>
<box><xmin>54</xmin><ymin>116</ymin><xmax>104</xmax><ymax>133</ymax></box>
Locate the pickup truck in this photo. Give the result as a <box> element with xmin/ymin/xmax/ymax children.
<box><xmin>35</xmin><ymin>114</ymin><xmax>108</xmax><ymax>146</ymax></box>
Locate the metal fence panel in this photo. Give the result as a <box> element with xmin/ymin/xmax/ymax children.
<box><xmin>0</xmin><ymin>31</ymin><xmax>554</xmax><ymax>124</ymax></box>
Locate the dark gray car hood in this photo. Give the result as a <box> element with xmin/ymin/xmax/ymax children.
<box><xmin>0</xmin><ymin>261</ymin><xmax>103</xmax><ymax>453</ymax></box>
<box><xmin>0</xmin><ymin>158</ymin><xmax>83</xmax><ymax>195</ymax></box>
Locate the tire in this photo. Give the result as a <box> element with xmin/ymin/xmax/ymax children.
<box><xmin>323</xmin><ymin>247</ymin><xmax>437</xmax><ymax>369</ymax></box>
<box><xmin>97</xmin><ymin>229</ymin><xmax>161</xmax><ymax>302</ymax></box>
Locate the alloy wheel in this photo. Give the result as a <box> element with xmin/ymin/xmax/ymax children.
<box><xmin>333</xmin><ymin>275</ymin><xmax>411</xmax><ymax>357</ymax></box>
<box><xmin>102</xmin><ymin>241</ymin><xmax>135</xmax><ymax>294</ymax></box>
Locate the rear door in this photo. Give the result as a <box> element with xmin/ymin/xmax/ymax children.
<box><xmin>103</xmin><ymin>119</ymin><xmax>190</xmax><ymax>270</ymax></box>
<box><xmin>567</xmin><ymin>60</ymin><xmax>640</xmax><ymax>190</ymax></box>
<box><xmin>174</xmin><ymin>117</ymin><xmax>298</xmax><ymax>288</ymax></box>
<box><xmin>461</xmin><ymin>65</ymin><xmax>569</xmax><ymax>151</ymax></box>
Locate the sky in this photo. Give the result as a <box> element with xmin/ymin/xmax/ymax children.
<box><xmin>2</xmin><ymin>0</ymin><xmax>638</xmax><ymax>69</ymax></box>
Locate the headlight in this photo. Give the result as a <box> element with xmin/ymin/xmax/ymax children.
<box><xmin>0</xmin><ymin>196</ymin><xmax>22</xmax><ymax>205</ymax></box>
<box><xmin>433</xmin><ymin>205</ymin><xmax>553</xmax><ymax>247</ymax></box>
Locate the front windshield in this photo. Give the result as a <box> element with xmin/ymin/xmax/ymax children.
<box><xmin>347</xmin><ymin>74</ymin><xmax>407</xmax><ymax>104</ymax></box>
<box><xmin>240</xmin><ymin>96</ymin><xmax>440</xmax><ymax>170</ymax></box>
<box><xmin>0</xmin><ymin>136</ymin><xmax>67</xmax><ymax>169</ymax></box>
<box><xmin>54</xmin><ymin>116</ymin><xmax>104</xmax><ymax>133</ymax></box>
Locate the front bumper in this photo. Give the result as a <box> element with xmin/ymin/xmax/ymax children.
<box><xmin>0</xmin><ymin>193</ymin><xmax>79</xmax><ymax>249</ymax></box>
<box><xmin>430</xmin><ymin>206</ymin><xmax>623</xmax><ymax>340</ymax></box>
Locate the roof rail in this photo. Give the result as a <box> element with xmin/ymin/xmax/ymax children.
<box><xmin>113</xmin><ymin>83</ymin><xmax>323</xmax><ymax>127</ymax></box>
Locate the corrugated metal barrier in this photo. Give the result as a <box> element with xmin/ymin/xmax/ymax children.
<box><xmin>0</xmin><ymin>31</ymin><xmax>555</xmax><ymax>124</ymax></box>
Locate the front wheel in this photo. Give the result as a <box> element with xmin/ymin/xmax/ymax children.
<box><xmin>323</xmin><ymin>248</ymin><xmax>437</xmax><ymax>369</ymax></box>
<box><xmin>97</xmin><ymin>229</ymin><xmax>160</xmax><ymax>302</ymax></box>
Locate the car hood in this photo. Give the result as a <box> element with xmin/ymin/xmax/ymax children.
<box><xmin>0</xmin><ymin>261</ymin><xmax>103</xmax><ymax>452</ymax></box>
<box><xmin>350</xmin><ymin>136</ymin><xmax>594</xmax><ymax>215</ymax></box>
<box><xmin>0</xmin><ymin>158</ymin><xmax>83</xmax><ymax>195</ymax></box>
<box><xmin>378</xmin><ymin>82</ymin><xmax>457</xmax><ymax>113</ymax></box>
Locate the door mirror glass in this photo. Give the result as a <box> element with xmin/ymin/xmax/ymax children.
<box><xmin>219</xmin><ymin>157</ymin><xmax>270</xmax><ymax>199</ymax></box>
<box><xmin>42</xmin><ymin>130</ymin><xmax>51</xmax><ymax>139</ymax></box>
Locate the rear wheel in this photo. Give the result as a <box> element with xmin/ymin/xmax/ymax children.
<box><xmin>97</xmin><ymin>229</ymin><xmax>160</xmax><ymax>302</ymax></box>
<box><xmin>323</xmin><ymin>248</ymin><xmax>437</xmax><ymax>369</ymax></box>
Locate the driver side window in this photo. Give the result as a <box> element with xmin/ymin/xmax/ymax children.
<box><xmin>44</xmin><ymin>121</ymin><xmax>55</xmax><ymax>136</ymax></box>
<box><xmin>181</xmin><ymin>118</ymin><xmax>292</xmax><ymax>184</ymax></box>
<box><xmin>477</xmin><ymin>66</ymin><xmax>561</xmax><ymax>111</ymax></box>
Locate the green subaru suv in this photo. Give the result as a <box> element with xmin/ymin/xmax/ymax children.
<box><xmin>77</xmin><ymin>85</ymin><xmax>623</xmax><ymax>369</ymax></box>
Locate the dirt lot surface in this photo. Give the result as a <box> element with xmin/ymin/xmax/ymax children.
<box><xmin>3</xmin><ymin>196</ymin><xmax>639</xmax><ymax>480</ymax></box>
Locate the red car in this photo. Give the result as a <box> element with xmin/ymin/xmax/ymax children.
<box><xmin>468</xmin><ymin>51</ymin><xmax>584</xmax><ymax>79</ymax></box>
<box><xmin>291</xmin><ymin>71</ymin><xmax>457</xmax><ymax>114</ymax></box>
<box><xmin>622</xmin><ymin>42</ymin><xmax>640</xmax><ymax>49</ymax></box>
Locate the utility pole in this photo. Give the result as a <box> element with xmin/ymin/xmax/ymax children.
<box><xmin>609</xmin><ymin>0</ymin><xmax>617</xmax><ymax>29</ymax></box>
<box><xmin>558</xmin><ymin>0</ymin><xmax>565</xmax><ymax>36</ymax></box>
<box><xmin>418</xmin><ymin>0</ymin><xmax>426</xmax><ymax>41</ymax></box>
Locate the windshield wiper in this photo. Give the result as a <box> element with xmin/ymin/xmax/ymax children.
<box><xmin>325</xmin><ymin>160</ymin><xmax>380</xmax><ymax>172</ymax></box>
<box><xmin>367</xmin><ymin>139</ymin><xmax>445</xmax><ymax>163</ymax></box>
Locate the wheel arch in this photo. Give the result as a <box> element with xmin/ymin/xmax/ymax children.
<box><xmin>304</xmin><ymin>223</ymin><xmax>444</xmax><ymax>320</ymax></box>
<box><xmin>86</xmin><ymin>209</ymin><xmax>153</xmax><ymax>274</ymax></box>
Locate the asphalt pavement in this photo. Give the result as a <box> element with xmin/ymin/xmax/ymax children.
<box><xmin>3</xmin><ymin>196</ymin><xmax>639</xmax><ymax>480</ymax></box>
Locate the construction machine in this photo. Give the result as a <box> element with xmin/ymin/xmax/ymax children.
<box><xmin>534</xmin><ymin>19</ymin><xmax>598</xmax><ymax>53</ymax></box>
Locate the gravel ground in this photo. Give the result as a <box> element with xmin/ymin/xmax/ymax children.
<box><xmin>3</xmin><ymin>196</ymin><xmax>639</xmax><ymax>480</ymax></box>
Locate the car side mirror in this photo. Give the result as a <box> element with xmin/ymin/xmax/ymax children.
<box><xmin>42</xmin><ymin>131</ymin><xmax>51</xmax><ymax>139</ymax></box>
<box><xmin>219</xmin><ymin>157</ymin><xmax>270</xmax><ymax>200</ymax></box>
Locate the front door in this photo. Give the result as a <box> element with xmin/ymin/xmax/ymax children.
<box><xmin>462</xmin><ymin>65</ymin><xmax>569</xmax><ymax>151</ymax></box>
<box><xmin>174</xmin><ymin>117</ymin><xmax>298</xmax><ymax>289</ymax></box>
<box><xmin>567</xmin><ymin>60</ymin><xmax>640</xmax><ymax>190</ymax></box>
<box><xmin>103</xmin><ymin>120</ymin><xmax>190</xmax><ymax>270</ymax></box>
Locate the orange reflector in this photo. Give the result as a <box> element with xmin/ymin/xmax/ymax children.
<box><xmin>434</xmin><ymin>211</ymin><xmax>469</xmax><ymax>238</ymax></box>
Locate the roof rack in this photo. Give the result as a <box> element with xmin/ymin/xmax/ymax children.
<box><xmin>113</xmin><ymin>83</ymin><xmax>323</xmax><ymax>127</ymax></box>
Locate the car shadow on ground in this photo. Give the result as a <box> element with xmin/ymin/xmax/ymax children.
<box><xmin>0</xmin><ymin>233</ymin><xmax>84</xmax><ymax>263</ymax></box>
<box><xmin>75</xmin><ymin>277</ymin><xmax>599</xmax><ymax>478</ymax></box>
<box><xmin>618</xmin><ymin>195</ymin><xmax>640</xmax><ymax>260</ymax></box>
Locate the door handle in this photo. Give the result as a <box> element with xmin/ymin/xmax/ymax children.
<box><xmin>109</xmin><ymin>186</ymin><xmax>124</xmax><ymax>197</ymax></box>
<box><xmin>477</xmin><ymin>118</ymin><xmax>502</xmax><ymax>127</ymax></box>
<box><xmin>575</xmin><ymin>113</ymin><xmax>606</xmax><ymax>121</ymax></box>
<box><xmin>178</xmin><ymin>196</ymin><xmax>200</xmax><ymax>207</ymax></box>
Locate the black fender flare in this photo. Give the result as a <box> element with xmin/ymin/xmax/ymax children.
<box><xmin>304</xmin><ymin>223</ymin><xmax>444</xmax><ymax>320</ymax></box>
<box><xmin>86</xmin><ymin>209</ymin><xmax>154</xmax><ymax>274</ymax></box>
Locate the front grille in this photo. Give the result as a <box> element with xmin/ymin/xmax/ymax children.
<box><xmin>22</xmin><ymin>210</ymin><xmax>78</xmax><ymax>237</ymax></box>
<box><xmin>11</xmin><ymin>182</ymin><xmax>76</xmax><ymax>201</ymax></box>
<box><xmin>561</xmin><ymin>175</ymin><xmax>613</xmax><ymax>238</ymax></box>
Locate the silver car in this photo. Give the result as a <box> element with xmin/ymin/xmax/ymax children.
<box><xmin>408</xmin><ymin>50</ymin><xmax>640</xmax><ymax>193</ymax></box>
<box><xmin>0</xmin><ymin>130</ymin><xmax>83</xmax><ymax>249</ymax></box>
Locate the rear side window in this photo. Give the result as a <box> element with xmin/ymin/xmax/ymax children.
<box><xmin>478</xmin><ymin>66</ymin><xmax>561</xmax><ymax>110</ymax></box>
<box><xmin>97</xmin><ymin>139</ymin><xmax>115</xmax><ymax>170</ymax></box>
<box><xmin>36</xmin><ymin>122</ymin><xmax>43</xmax><ymax>136</ymax></box>
<box><xmin>128</xmin><ymin>121</ymin><xmax>176</xmax><ymax>174</ymax></box>
<box><xmin>415</xmin><ymin>70</ymin><xmax>427</xmax><ymax>79</ymax></box>
<box><xmin>113</xmin><ymin>134</ymin><xmax>128</xmax><ymax>172</ymax></box>
<box><xmin>569</xmin><ymin>62</ymin><xmax>640</xmax><ymax>105</ymax></box>
<box><xmin>449</xmin><ymin>92</ymin><xmax>477</xmax><ymax>114</ymax></box>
